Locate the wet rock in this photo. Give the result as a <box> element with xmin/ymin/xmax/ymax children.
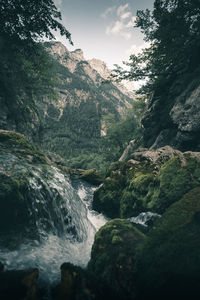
<box><xmin>0</xmin><ymin>268</ymin><xmax>39</xmax><ymax>300</ymax></box>
<box><xmin>53</xmin><ymin>262</ymin><xmax>118</xmax><ymax>300</ymax></box>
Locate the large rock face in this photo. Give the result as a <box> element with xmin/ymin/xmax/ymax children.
<box><xmin>38</xmin><ymin>42</ymin><xmax>134</xmax><ymax>165</ymax></box>
<box><xmin>142</xmin><ymin>71</ymin><xmax>200</xmax><ymax>151</ymax></box>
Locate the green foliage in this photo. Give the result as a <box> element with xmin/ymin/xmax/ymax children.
<box><xmin>40</xmin><ymin>97</ymin><xmax>145</xmax><ymax>172</ymax></box>
<box><xmin>0</xmin><ymin>0</ymin><xmax>72</xmax><ymax>43</ymax></box>
<box><xmin>0</xmin><ymin>0</ymin><xmax>71</xmax><ymax>134</ymax></box>
<box><xmin>111</xmin><ymin>0</ymin><xmax>200</xmax><ymax>94</ymax></box>
<box><xmin>0</xmin><ymin>130</ymin><xmax>47</xmax><ymax>164</ymax></box>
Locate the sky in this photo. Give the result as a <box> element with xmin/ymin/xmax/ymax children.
<box><xmin>54</xmin><ymin>0</ymin><xmax>154</xmax><ymax>69</ymax></box>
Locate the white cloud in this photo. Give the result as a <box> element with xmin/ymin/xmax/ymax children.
<box><xmin>104</xmin><ymin>3</ymin><xmax>136</xmax><ymax>40</ymax></box>
<box><xmin>117</xmin><ymin>4</ymin><xmax>129</xmax><ymax>17</ymax></box>
<box><xmin>120</xmin><ymin>12</ymin><xmax>132</xmax><ymax>20</ymax></box>
<box><xmin>101</xmin><ymin>6</ymin><xmax>116</xmax><ymax>18</ymax></box>
<box><xmin>106</xmin><ymin>21</ymin><xmax>132</xmax><ymax>40</ymax></box>
<box><xmin>124</xmin><ymin>42</ymin><xmax>151</xmax><ymax>60</ymax></box>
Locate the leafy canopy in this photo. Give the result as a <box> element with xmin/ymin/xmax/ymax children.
<box><xmin>0</xmin><ymin>0</ymin><xmax>72</xmax><ymax>44</ymax></box>
<box><xmin>0</xmin><ymin>0</ymin><xmax>72</xmax><ymax>102</ymax></box>
<box><xmin>111</xmin><ymin>0</ymin><xmax>200</xmax><ymax>93</ymax></box>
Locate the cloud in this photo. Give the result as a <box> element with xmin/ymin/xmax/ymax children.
<box><xmin>120</xmin><ymin>12</ymin><xmax>132</xmax><ymax>20</ymax></box>
<box><xmin>104</xmin><ymin>3</ymin><xmax>136</xmax><ymax>40</ymax></box>
<box><xmin>117</xmin><ymin>4</ymin><xmax>129</xmax><ymax>18</ymax></box>
<box><xmin>101</xmin><ymin>6</ymin><xmax>116</xmax><ymax>18</ymax></box>
<box><xmin>106</xmin><ymin>21</ymin><xmax>132</xmax><ymax>40</ymax></box>
<box><xmin>124</xmin><ymin>42</ymin><xmax>151</xmax><ymax>60</ymax></box>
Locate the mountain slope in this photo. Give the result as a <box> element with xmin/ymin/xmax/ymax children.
<box><xmin>37</xmin><ymin>42</ymin><xmax>135</xmax><ymax>169</ymax></box>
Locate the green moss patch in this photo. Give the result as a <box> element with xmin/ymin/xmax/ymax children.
<box><xmin>93</xmin><ymin>151</ymin><xmax>200</xmax><ymax>218</ymax></box>
<box><xmin>0</xmin><ymin>130</ymin><xmax>47</xmax><ymax>164</ymax></box>
<box><xmin>80</xmin><ymin>168</ymin><xmax>103</xmax><ymax>185</ymax></box>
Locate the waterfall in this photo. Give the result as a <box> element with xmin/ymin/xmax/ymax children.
<box><xmin>0</xmin><ymin>165</ymin><xmax>108</xmax><ymax>284</ymax></box>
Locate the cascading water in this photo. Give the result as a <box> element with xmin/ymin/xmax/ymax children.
<box><xmin>0</xmin><ymin>165</ymin><xmax>108</xmax><ymax>286</ymax></box>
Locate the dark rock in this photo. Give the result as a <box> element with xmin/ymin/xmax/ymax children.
<box><xmin>134</xmin><ymin>187</ymin><xmax>200</xmax><ymax>299</ymax></box>
<box><xmin>88</xmin><ymin>219</ymin><xmax>145</xmax><ymax>300</ymax></box>
<box><xmin>53</xmin><ymin>262</ymin><xmax>119</xmax><ymax>300</ymax></box>
<box><xmin>0</xmin><ymin>262</ymin><xmax>4</xmax><ymax>272</ymax></box>
<box><xmin>0</xmin><ymin>268</ymin><xmax>39</xmax><ymax>300</ymax></box>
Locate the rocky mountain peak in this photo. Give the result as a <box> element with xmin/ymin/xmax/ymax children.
<box><xmin>71</xmin><ymin>48</ymin><xmax>85</xmax><ymax>61</ymax></box>
<box><xmin>88</xmin><ymin>58</ymin><xmax>110</xmax><ymax>79</ymax></box>
<box><xmin>47</xmin><ymin>41</ymin><xmax>69</xmax><ymax>57</ymax></box>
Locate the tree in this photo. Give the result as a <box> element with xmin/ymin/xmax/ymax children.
<box><xmin>111</xmin><ymin>0</ymin><xmax>200</xmax><ymax>94</ymax></box>
<box><xmin>0</xmin><ymin>0</ymin><xmax>72</xmax><ymax>44</ymax></box>
<box><xmin>0</xmin><ymin>0</ymin><xmax>72</xmax><ymax>102</ymax></box>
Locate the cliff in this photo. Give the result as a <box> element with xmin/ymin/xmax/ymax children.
<box><xmin>142</xmin><ymin>68</ymin><xmax>200</xmax><ymax>151</ymax></box>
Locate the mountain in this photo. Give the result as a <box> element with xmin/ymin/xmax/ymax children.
<box><xmin>36</xmin><ymin>41</ymin><xmax>135</xmax><ymax>169</ymax></box>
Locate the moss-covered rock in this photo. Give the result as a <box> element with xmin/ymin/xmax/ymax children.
<box><xmin>134</xmin><ymin>187</ymin><xmax>200</xmax><ymax>299</ymax></box>
<box><xmin>93</xmin><ymin>147</ymin><xmax>200</xmax><ymax>218</ymax></box>
<box><xmin>0</xmin><ymin>130</ymin><xmax>47</xmax><ymax>164</ymax></box>
<box><xmin>88</xmin><ymin>219</ymin><xmax>145</xmax><ymax>299</ymax></box>
<box><xmin>0</xmin><ymin>130</ymin><xmax>80</xmax><ymax>247</ymax></box>
<box><xmin>79</xmin><ymin>168</ymin><xmax>103</xmax><ymax>185</ymax></box>
<box><xmin>92</xmin><ymin>162</ymin><xmax>126</xmax><ymax>218</ymax></box>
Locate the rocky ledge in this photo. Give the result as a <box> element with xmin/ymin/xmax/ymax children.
<box><xmin>93</xmin><ymin>146</ymin><xmax>200</xmax><ymax>218</ymax></box>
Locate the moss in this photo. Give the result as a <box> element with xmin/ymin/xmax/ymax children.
<box><xmin>111</xmin><ymin>235</ymin><xmax>123</xmax><ymax>244</ymax></box>
<box><xmin>134</xmin><ymin>187</ymin><xmax>200</xmax><ymax>298</ymax></box>
<box><xmin>80</xmin><ymin>168</ymin><xmax>103</xmax><ymax>185</ymax></box>
<box><xmin>88</xmin><ymin>219</ymin><xmax>145</xmax><ymax>299</ymax></box>
<box><xmin>147</xmin><ymin>156</ymin><xmax>200</xmax><ymax>212</ymax></box>
<box><xmin>0</xmin><ymin>130</ymin><xmax>47</xmax><ymax>164</ymax></box>
<box><xmin>92</xmin><ymin>178</ymin><xmax>124</xmax><ymax>218</ymax></box>
<box><xmin>0</xmin><ymin>130</ymin><xmax>34</xmax><ymax>150</ymax></box>
<box><xmin>93</xmin><ymin>152</ymin><xmax>200</xmax><ymax>218</ymax></box>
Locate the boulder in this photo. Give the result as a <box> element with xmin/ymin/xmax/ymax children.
<box><xmin>0</xmin><ymin>266</ymin><xmax>39</xmax><ymax>300</ymax></box>
<box><xmin>52</xmin><ymin>262</ymin><xmax>118</xmax><ymax>300</ymax></box>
